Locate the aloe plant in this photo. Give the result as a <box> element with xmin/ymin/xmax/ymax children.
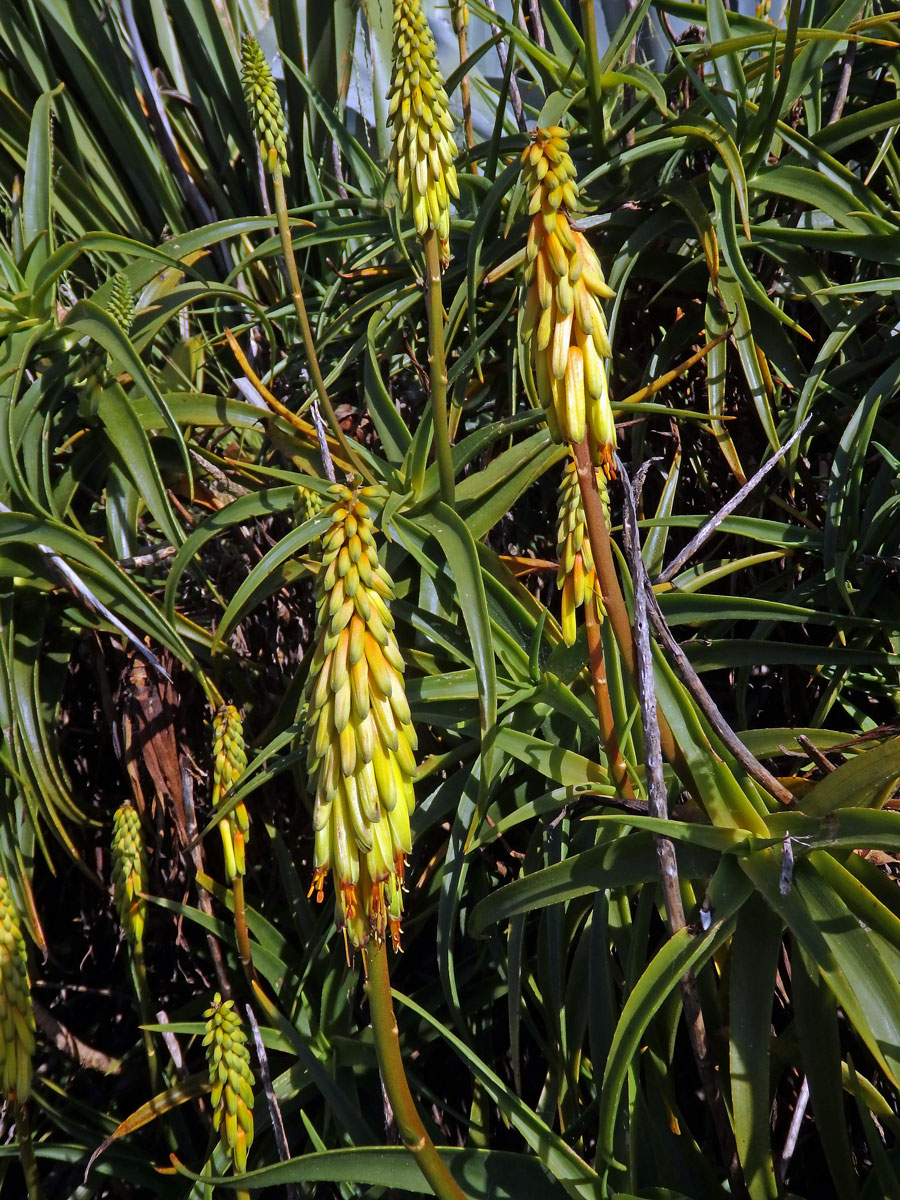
<box><xmin>0</xmin><ymin>2</ymin><xmax>899</xmax><ymax>1198</ymax></box>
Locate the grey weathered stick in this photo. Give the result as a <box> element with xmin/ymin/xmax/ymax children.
<box><xmin>779</xmin><ymin>1075</ymin><xmax>810</xmax><ymax>1181</ymax></box>
<box><xmin>246</xmin><ymin>1003</ymin><xmax>300</xmax><ymax>1200</ymax></box>
<box><xmin>310</xmin><ymin>399</ymin><xmax>337</xmax><ymax>483</ymax></box>
<box><xmin>619</xmin><ymin>458</ymin><xmax>745</xmax><ymax>1197</ymax></box>
<box><xmin>657</xmin><ymin>417</ymin><xmax>811</xmax><ymax>585</ymax></box>
<box><xmin>614</xmin><ymin>462</ymin><xmax>796</xmax><ymax>805</ymax></box>
<box><xmin>0</xmin><ymin>500</ymin><xmax>172</xmax><ymax>680</ymax></box>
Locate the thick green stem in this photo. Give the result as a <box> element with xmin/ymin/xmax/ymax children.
<box><xmin>271</xmin><ymin>170</ymin><xmax>373</xmax><ymax>483</ymax></box>
<box><xmin>423</xmin><ymin>230</ymin><xmax>456</xmax><ymax>506</ymax></box>
<box><xmin>232</xmin><ymin>875</ymin><xmax>254</xmax><ymax>982</ymax></box>
<box><xmin>132</xmin><ymin>941</ymin><xmax>159</xmax><ymax>1091</ymax></box>
<box><xmin>578</xmin><ymin>0</ymin><xmax>606</xmax><ymax>154</ymax></box>
<box><xmin>365</xmin><ymin>941</ymin><xmax>466</xmax><ymax>1200</ymax></box>
<box><xmin>16</xmin><ymin>1101</ymin><xmax>42</xmax><ymax>1200</ymax></box>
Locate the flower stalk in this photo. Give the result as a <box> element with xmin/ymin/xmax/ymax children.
<box><xmin>212</xmin><ymin>706</ymin><xmax>254</xmax><ymax>976</ymax></box>
<box><xmin>365</xmin><ymin>940</ymin><xmax>466</xmax><ymax>1200</ymax></box>
<box><xmin>203</xmin><ymin>993</ymin><xmax>255</xmax><ymax>1198</ymax></box>
<box><xmin>239</xmin><ymin>34</ymin><xmax>372</xmax><ymax>485</ymax></box>
<box><xmin>387</xmin><ymin>0</ymin><xmax>458</xmax><ymax>503</ymax></box>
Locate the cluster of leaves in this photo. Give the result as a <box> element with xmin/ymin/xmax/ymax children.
<box><xmin>1</xmin><ymin>1</ymin><xmax>900</xmax><ymax>1198</ymax></box>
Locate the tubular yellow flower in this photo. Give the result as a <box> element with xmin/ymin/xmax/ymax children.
<box><xmin>556</xmin><ymin>460</ymin><xmax>608</xmax><ymax>646</ymax></box>
<box><xmin>0</xmin><ymin>877</ymin><xmax>35</xmax><ymax>1103</ymax></box>
<box><xmin>303</xmin><ymin>484</ymin><xmax>416</xmax><ymax>953</ymax></box>
<box><xmin>203</xmin><ymin>993</ymin><xmax>255</xmax><ymax>1173</ymax></box>
<box><xmin>112</xmin><ymin>802</ymin><xmax>148</xmax><ymax>948</ymax></box>
<box><xmin>520</xmin><ymin>127</ymin><xmax>617</xmax><ymax>474</ymax></box>
<box><xmin>240</xmin><ymin>33</ymin><xmax>290</xmax><ymax>176</ymax></box>
<box><xmin>212</xmin><ymin>706</ymin><xmax>249</xmax><ymax>882</ymax></box>
<box><xmin>387</xmin><ymin>0</ymin><xmax>460</xmax><ymax>266</ymax></box>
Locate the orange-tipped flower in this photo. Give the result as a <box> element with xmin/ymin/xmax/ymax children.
<box><xmin>212</xmin><ymin>706</ymin><xmax>249</xmax><ymax>882</ymax></box>
<box><xmin>556</xmin><ymin>460</ymin><xmax>608</xmax><ymax>646</ymax></box>
<box><xmin>387</xmin><ymin>0</ymin><xmax>459</xmax><ymax>265</ymax></box>
<box><xmin>520</xmin><ymin>127</ymin><xmax>617</xmax><ymax>473</ymax></box>
<box><xmin>303</xmin><ymin>485</ymin><xmax>415</xmax><ymax>952</ymax></box>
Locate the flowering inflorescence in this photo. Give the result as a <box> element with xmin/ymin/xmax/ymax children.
<box><xmin>303</xmin><ymin>485</ymin><xmax>415</xmax><ymax>954</ymax></box>
<box><xmin>387</xmin><ymin>0</ymin><xmax>459</xmax><ymax>265</ymax></box>
<box><xmin>203</xmin><ymin>993</ymin><xmax>255</xmax><ymax>1173</ymax></box>
<box><xmin>520</xmin><ymin>127</ymin><xmax>617</xmax><ymax>474</ymax></box>
<box><xmin>112</xmin><ymin>802</ymin><xmax>148</xmax><ymax>948</ymax></box>
<box><xmin>0</xmin><ymin>876</ymin><xmax>34</xmax><ymax>1103</ymax></box>
<box><xmin>212</xmin><ymin>705</ymin><xmax>249</xmax><ymax>883</ymax></box>
<box><xmin>240</xmin><ymin>34</ymin><xmax>290</xmax><ymax>176</ymax></box>
<box><xmin>556</xmin><ymin>459</ymin><xmax>608</xmax><ymax>646</ymax></box>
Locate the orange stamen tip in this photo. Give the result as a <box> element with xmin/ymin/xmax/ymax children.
<box><xmin>598</xmin><ymin>444</ymin><xmax>616</xmax><ymax>479</ymax></box>
<box><xmin>341</xmin><ymin>882</ymin><xmax>359</xmax><ymax>920</ymax></box>
<box><xmin>308</xmin><ymin>868</ymin><xmax>328</xmax><ymax>903</ymax></box>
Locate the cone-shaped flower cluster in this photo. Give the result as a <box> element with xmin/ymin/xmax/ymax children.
<box><xmin>112</xmin><ymin>803</ymin><xmax>148</xmax><ymax>948</ymax></box>
<box><xmin>107</xmin><ymin>273</ymin><xmax>135</xmax><ymax>335</ymax></box>
<box><xmin>556</xmin><ymin>460</ymin><xmax>608</xmax><ymax>646</ymax></box>
<box><xmin>521</xmin><ymin>127</ymin><xmax>617</xmax><ymax>473</ymax></box>
<box><xmin>303</xmin><ymin>485</ymin><xmax>415</xmax><ymax>953</ymax></box>
<box><xmin>212</xmin><ymin>706</ymin><xmax>249</xmax><ymax>882</ymax></box>
<box><xmin>0</xmin><ymin>877</ymin><xmax>34</xmax><ymax>1103</ymax></box>
<box><xmin>387</xmin><ymin>0</ymin><xmax>459</xmax><ymax>265</ymax></box>
<box><xmin>203</xmin><ymin>993</ymin><xmax>255</xmax><ymax>1173</ymax></box>
<box><xmin>240</xmin><ymin>34</ymin><xmax>290</xmax><ymax>176</ymax></box>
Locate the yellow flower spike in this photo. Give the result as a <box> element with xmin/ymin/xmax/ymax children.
<box><xmin>203</xmin><ymin>994</ymin><xmax>255</xmax><ymax>1173</ymax></box>
<box><xmin>240</xmin><ymin>34</ymin><xmax>290</xmax><ymax>176</ymax></box>
<box><xmin>387</xmin><ymin>0</ymin><xmax>459</xmax><ymax>266</ymax></box>
<box><xmin>304</xmin><ymin>486</ymin><xmax>416</xmax><ymax>952</ymax></box>
<box><xmin>107</xmin><ymin>273</ymin><xmax>135</xmax><ymax>335</ymax></box>
<box><xmin>0</xmin><ymin>877</ymin><xmax>34</xmax><ymax>1103</ymax></box>
<box><xmin>520</xmin><ymin>127</ymin><xmax>617</xmax><ymax>471</ymax></box>
<box><xmin>212</xmin><ymin>706</ymin><xmax>249</xmax><ymax>882</ymax></box>
<box><xmin>556</xmin><ymin>460</ymin><xmax>609</xmax><ymax>647</ymax></box>
<box><xmin>112</xmin><ymin>802</ymin><xmax>148</xmax><ymax>949</ymax></box>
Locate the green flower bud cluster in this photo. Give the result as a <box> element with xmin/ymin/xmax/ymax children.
<box><xmin>212</xmin><ymin>706</ymin><xmax>249</xmax><ymax>882</ymax></box>
<box><xmin>304</xmin><ymin>485</ymin><xmax>416</xmax><ymax>953</ymax></box>
<box><xmin>556</xmin><ymin>459</ymin><xmax>608</xmax><ymax>646</ymax></box>
<box><xmin>203</xmin><ymin>993</ymin><xmax>255</xmax><ymax>1173</ymax></box>
<box><xmin>112</xmin><ymin>802</ymin><xmax>148</xmax><ymax>948</ymax></box>
<box><xmin>240</xmin><ymin>34</ymin><xmax>290</xmax><ymax>176</ymax></box>
<box><xmin>293</xmin><ymin>482</ymin><xmax>325</xmax><ymax>527</ymax></box>
<box><xmin>107</xmin><ymin>273</ymin><xmax>135</xmax><ymax>335</ymax></box>
<box><xmin>387</xmin><ymin>0</ymin><xmax>459</xmax><ymax>265</ymax></box>
<box><xmin>0</xmin><ymin>877</ymin><xmax>35</xmax><ymax>1103</ymax></box>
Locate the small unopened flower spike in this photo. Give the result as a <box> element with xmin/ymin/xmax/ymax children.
<box><xmin>387</xmin><ymin>0</ymin><xmax>460</xmax><ymax>266</ymax></box>
<box><xmin>240</xmin><ymin>33</ymin><xmax>290</xmax><ymax>176</ymax></box>
<box><xmin>112</xmin><ymin>803</ymin><xmax>148</xmax><ymax>947</ymax></box>
<box><xmin>203</xmin><ymin>994</ymin><xmax>255</xmax><ymax>1173</ymax></box>
<box><xmin>293</xmin><ymin>482</ymin><xmax>325</xmax><ymax>526</ymax></box>
<box><xmin>303</xmin><ymin>484</ymin><xmax>416</xmax><ymax>954</ymax></box>
<box><xmin>213</xmin><ymin>706</ymin><xmax>249</xmax><ymax>882</ymax></box>
<box><xmin>556</xmin><ymin>460</ymin><xmax>608</xmax><ymax>646</ymax></box>
<box><xmin>0</xmin><ymin>877</ymin><xmax>35</xmax><ymax>1103</ymax></box>
<box><xmin>520</xmin><ymin>127</ymin><xmax>617</xmax><ymax>474</ymax></box>
<box><xmin>107</xmin><ymin>273</ymin><xmax>135</xmax><ymax>335</ymax></box>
